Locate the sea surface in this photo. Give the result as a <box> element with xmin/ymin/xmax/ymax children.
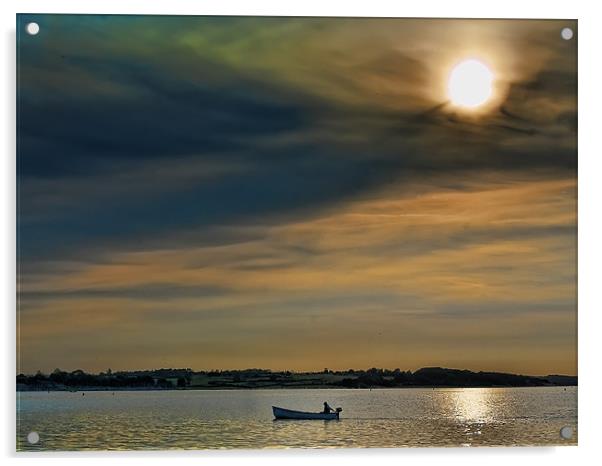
<box><xmin>17</xmin><ymin>387</ymin><xmax>577</xmax><ymax>451</ymax></box>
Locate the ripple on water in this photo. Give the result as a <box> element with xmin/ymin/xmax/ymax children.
<box><xmin>17</xmin><ymin>387</ymin><xmax>577</xmax><ymax>450</ymax></box>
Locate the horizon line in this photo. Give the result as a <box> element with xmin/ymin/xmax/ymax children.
<box><xmin>17</xmin><ymin>365</ymin><xmax>578</xmax><ymax>378</ymax></box>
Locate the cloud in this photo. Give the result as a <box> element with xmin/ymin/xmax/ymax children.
<box><xmin>18</xmin><ymin>172</ymin><xmax>576</xmax><ymax>374</ymax></box>
<box><xmin>17</xmin><ymin>15</ymin><xmax>577</xmax><ymax>375</ymax></box>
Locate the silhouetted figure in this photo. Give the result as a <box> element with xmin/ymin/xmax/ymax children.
<box><xmin>323</xmin><ymin>402</ymin><xmax>333</xmax><ymax>414</ymax></box>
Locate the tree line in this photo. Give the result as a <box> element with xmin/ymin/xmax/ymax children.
<box><xmin>16</xmin><ymin>366</ymin><xmax>577</xmax><ymax>390</ymax></box>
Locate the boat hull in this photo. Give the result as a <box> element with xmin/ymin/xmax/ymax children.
<box><xmin>272</xmin><ymin>406</ymin><xmax>340</xmax><ymax>420</ymax></box>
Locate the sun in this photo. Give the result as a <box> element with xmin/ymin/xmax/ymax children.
<box><xmin>447</xmin><ymin>59</ymin><xmax>494</xmax><ymax>109</ymax></box>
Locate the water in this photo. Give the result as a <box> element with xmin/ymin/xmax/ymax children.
<box><xmin>17</xmin><ymin>387</ymin><xmax>577</xmax><ymax>450</ymax></box>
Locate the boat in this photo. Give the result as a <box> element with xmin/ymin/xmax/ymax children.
<box><xmin>272</xmin><ymin>406</ymin><xmax>342</xmax><ymax>420</ymax></box>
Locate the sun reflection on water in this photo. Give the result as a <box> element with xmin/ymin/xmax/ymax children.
<box><xmin>446</xmin><ymin>388</ymin><xmax>496</xmax><ymax>422</ymax></box>
<box><xmin>17</xmin><ymin>387</ymin><xmax>577</xmax><ymax>450</ymax></box>
<box><xmin>432</xmin><ymin>388</ymin><xmax>503</xmax><ymax>445</ymax></box>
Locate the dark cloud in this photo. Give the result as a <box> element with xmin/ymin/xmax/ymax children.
<box><xmin>18</xmin><ymin>63</ymin><xmax>311</xmax><ymax>178</ymax></box>
<box><xmin>19</xmin><ymin>283</ymin><xmax>228</xmax><ymax>304</ymax></box>
<box><xmin>18</xmin><ymin>15</ymin><xmax>576</xmax><ymax>223</ymax></box>
<box><xmin>16</xmin><ymin>16</ymin><xmax>577</xmax><ymax>374</ymax></box>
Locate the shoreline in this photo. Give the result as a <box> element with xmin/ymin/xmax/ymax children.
<box><xmin>17</xmin><ymin>384</ymin><xmax>578</xmax><ymax>392</ymax></box>
<box><xmin>17</xmin><ymin>367</ymin><xmax>577</xmax><ymax>393</ymax></box>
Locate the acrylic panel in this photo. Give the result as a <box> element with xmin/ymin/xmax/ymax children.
<box><xmin>16</xmin><ymin>15</ymin><xmax>577</xmax><ymax>450</ymax></box>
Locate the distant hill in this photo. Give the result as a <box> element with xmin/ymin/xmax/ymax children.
<box><xmin>405</xmin><ymin>367</ymin><xmax>575</xmax><ymax>387</ymax></box>
<box><xmin>543</xmin><ymin>374</ymin><xmax>578</xmax><ymax>386</ymax></box>
<box><xmin>334</xmin><ymin>367</ymin><xmax>577</xmax><ymax>388</ymax></box>
<box><xmin>16</xmin><ymin>366</ymin><xmax>577</xmax><ymax>391</ymax></box>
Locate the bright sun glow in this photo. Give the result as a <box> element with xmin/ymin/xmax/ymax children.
<box><xmin>448</xmin><ymin>59</ymin><xmax>494</xmax><ymax>109</ymax></box>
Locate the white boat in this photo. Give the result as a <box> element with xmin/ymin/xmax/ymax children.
<box><xmin>272</xmin><ymin>406</ymin><xmax>342</xmax><ymax>420</ymax></box>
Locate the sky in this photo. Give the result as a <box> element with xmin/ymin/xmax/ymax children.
<box><xmin>17</xmin><ymin>16</ymin><xmax>577</xmax><ymax>375</ymax></box>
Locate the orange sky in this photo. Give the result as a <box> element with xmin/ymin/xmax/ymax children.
<box><xmin>17</xmin><ymin>17</ymin><xmax>577</xmax><ymax>375</ymax></box>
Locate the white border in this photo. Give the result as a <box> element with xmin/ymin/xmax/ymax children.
<box><xmin>0</xmin><ymin>0</ymin><xmax>586</xmax><ymax>18</ymax></box>
<box><xmin>3</xmin><ymin>1</ymin><xmax>601</xmax><ymax>465</ymax></box>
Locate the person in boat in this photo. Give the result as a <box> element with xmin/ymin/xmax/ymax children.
<box><xmin>323</xmin><ymin>402</ymin><xmax>333</xmax><ymax>414</ymax></box>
